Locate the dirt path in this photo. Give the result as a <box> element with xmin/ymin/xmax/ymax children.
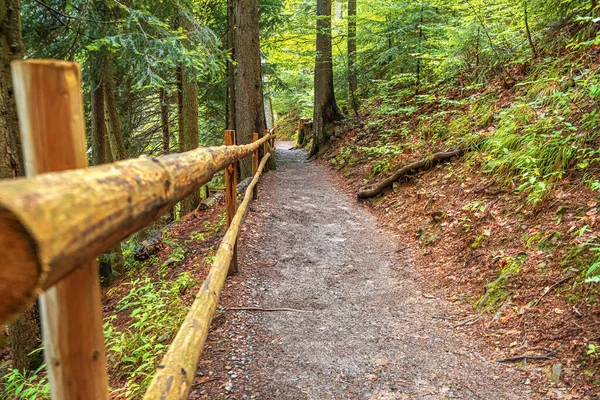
<box><xmin>194</xmin><ymin>142</ymin><xmax>532</xmax><ymax>399</ymax></box>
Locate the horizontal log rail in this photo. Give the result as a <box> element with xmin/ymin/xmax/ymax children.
<box><xmin>0</xmin><ymin>133</ymin><xmax>274</xmax><ymax>324</ymax></box>
<box><xmin>143</xmin><ymin>151</ymin><xmax>272</xmax><ymax>400</ymax></box>
<box><xmin>2</xmin><ymin>59</ymin><xmax>278</xmax><ymax>400</ymax></box>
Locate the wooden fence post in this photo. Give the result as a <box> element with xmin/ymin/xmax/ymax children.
<box><xmin>252</xmin><ymin>132</ymin><xmax>259</xmax><ymax>200</ymax></box>
<box><xmin>263</xmin><ymin>129</ymin><xmax>270</xmax><ymax>168</ymax></box>
<box><xmin>11</xmin><ymin>60</ymin><xmax>109</xmax><ymax>399</ymax></box>
<box><xmin>225</xmin><ymin>130</ymin><xmax>238</xmax><ymax>275</ymax></box>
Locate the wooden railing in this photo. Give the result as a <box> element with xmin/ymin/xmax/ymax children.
<box><xmin>0</xmin><ymin>60</ymin><xmax>276</xmax><ymax>399</ymax></box>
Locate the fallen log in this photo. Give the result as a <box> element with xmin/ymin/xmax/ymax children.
<box><xmin>357</xmin><ymin>149</ymin><xmax>464</xmax><ymax>199</ymax></box>
<box><xmin>134</xmin><ymin>232</ymin><xmax>163</xmax><ymax>261</ymax></box>
<box><xmin>198</xmin><ymin>177</ymin><xmax>252</xmax><ymax>211</ymax></box>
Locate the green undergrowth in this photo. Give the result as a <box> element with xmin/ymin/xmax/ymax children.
<box><xmin>1</xmin><ymin>361</ymin><xmax>49</xmax><ymax>400</ymax></box>
<box><xmin>331</xmin><ymin>42</ymin><xmax>600</xmax><ymax>283</ymax></box>
<box><xmin>0</xmin><ymin>213</ymin><xmax>225</xmax><ymax>399</ymax></box>
<box><xmin>274</xmin><ymin>108</ymin><xmax>302</xmax><ymax>140</ymax></box>
<box><xmin>104</xmin><ymin>272</ymin><xmax>195</xmax><ymax>398</ymax></box>
<box><xmin>104</xmin><ymin>214</ymin><xmax>224</xmax><ymax>397</ymax></box>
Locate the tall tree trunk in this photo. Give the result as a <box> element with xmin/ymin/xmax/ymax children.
<box><xmin>2</xmin><ymin>0</ymin><xmax>42</xmax><ymax>372</ymax></box>
<box><xmin>177</xmin><ymin>65</ymin><xmax>185</xmax><ymax>153</ymax></box>
<box><xmin>347</xmin><ymin>0</ymin><xmax>358</xmax><ymax>114</ymax></box>
<box><xmin>226</xmin><ymin>0</ymin><xmax>236</xmax><ymax>131</ymax></box>
<box><xmin>103</xmin><ymin>62</ymin><xmax>126</xmax><ymax>273</ymax></box>
<box><xmin>160</xmin><ymin>87</ymin><xmax>170</xmax><ymax>155</ymax></box>
<box><xmin>104</xmin><ymin>61</ymin><xmax>127</xmax><ymax>162</ymax></box>
<box><xmin>179</xmin><ymin>66</ymin><xmax>201</xmax><ymax>215</ymax></box>
<box><xmin>310</xmin><ymin>0</ymin><xmax>344</xmax><ymax>157</ymax></box>
<box><xmin>90</xmin><ymin>56</ymin><xmax>116</xmax><ymax>286</ymax></box>
<box><xmin>160</xmin><ymin>86</ymin><xmax>175</xmax><ymax>222</ymax></box>
<box><xmin>236</xmin><ymin>0</ymin><xmax>265</xmax><ymax>178</ymax></box>
<box><xmin>9</xmin><ymin>306</ymin><xmax>42</xmax><ymax>371</ymax></box>
<box><xmin>415</xmin><ymin>2</ymin><xmax>424</xmax><ymax>96</ymax></box>
<box><xmin>0</xmin><ymin>0</ymin><xmax>23</xmax><ymax>179</ymax></box>
<box><xmin>90</xmin><ymin>61</ymin><xmax>106</xmax><ymax>167</ymax></box>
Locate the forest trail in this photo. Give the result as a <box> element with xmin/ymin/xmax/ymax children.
<box><xmin>197</xmin><ymin>141</ymin><xmax>532</xmax><ymax>399</ymax></box>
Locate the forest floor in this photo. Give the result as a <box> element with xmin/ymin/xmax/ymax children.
<box><xmin>191</xmin><ymin>141</ymin><xmax>541</xmax><ymax>399</ymax></box>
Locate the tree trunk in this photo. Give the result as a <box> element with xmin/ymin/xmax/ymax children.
<box><xmin>236</xmin><ymin>0</ymin><xmax>266</xmax><ymax>178</ymax></box>
<box><xmin>524</xmin><ymin>0</ymin><xmax>538</xmax><ymax>58</ymax></box>
<box><xmin>9</xmin><ymin>305</ymin><xmax>42</xmax><ymax>371</ymax></box>
<box><xmin>160</xmin><ymin>87</ymin><xmax>170</xmax><ymax>155</ymax></box>
<box><xmin>179</xmin><ymin>66</ymin><xmax>201</xmax><ymax>215</ymax></box>
<box><xmin>310</xmin><ymin>0</ymin><xmax>344</xmax><ymax>157</ymax></box>
<box><xmin>102</xmin><ymin>60</ymin><xmax>127</xmax><ymax>273</ymax></box>
<box><xmin>1</xmin><ymin>0</ymin><xmax>42</xmax><ymax>372</ymax></box>
<box><xmin>90</xmin><ymin>61</ymin><xmax>106</xmax><ymax>167</ymax></box>
<box><xmin>226</xmin><ymin>0</ymin><xmax>236</xmax><ymax>131</ymax></box>
<box><xmin>0</xmin><ymin>0</ymin><xmax>23</xmax><ymax>179</ymax></box>
<box><xmin>415</xmin><ymin>2</ymin><xmax>424</xmax><ymax>96</ymax></box>
<box><xmin>160</xmin><ymin>86</ymin><xmax>175</xmax><ymax>222</ymax></box>
<box><xmin>347</xmin><ymin>0</ymin><xmax>358</xmax><ymax>114</ymax></box>
<box><xmin>90</xmin><ymin>56</ymin><xmax>118</xmax><ymax>284</ymax></box>
<box><xmin>104</xmin><ymin>61</ymin><xmax>127</xmax><ymax>162</ymax></box>
<box><xmin>98</xmin><ymin>133</ymin><xmax>125</xmax><ymax>276</ymax></box>
<box><xmin>177</xmin><ymin>65</ymin><xmax>185</xmax><ymax>153</ymax></box>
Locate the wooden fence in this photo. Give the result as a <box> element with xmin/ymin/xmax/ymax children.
<box><xmin>0</xmin><ymin>60</ymin><xmax>276</xmax><ymax>399</ymax></box>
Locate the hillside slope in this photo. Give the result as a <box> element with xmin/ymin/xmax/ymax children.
<box><xmin>319</xmin><ymin>50</ymin><xmax>600</xmax><ymax>397</ymax></box>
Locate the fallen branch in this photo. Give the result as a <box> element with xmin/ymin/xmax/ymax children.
<box><xmin>452</xmin><ymin>311</ymin><xmax>484</xmax><ymax>328</ymax></box>
<box><xmin>533</xmin><ymin>275</ymin><xmax>574</xmax><ymax>307</ymax></box>
<box><xmin>226</xmin><ymin>307</ymin><xmax>309</xmax><ymax>313</ymax></box>
<box><xmin>496</xmin><ymin>352</ymin><xmax>554</xmax><ymax>363</ymax></box>
<box><xmin>432</xmin><ymin>315</ymin><xmax>460</xmax><ymax>321</ymax></box>
<box><xmin>357</xmin><ymin>149</ymin><xmax>465</xmax><ymax>199</ymax></box>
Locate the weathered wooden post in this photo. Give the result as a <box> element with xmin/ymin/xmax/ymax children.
<box><xmin>11</xmin><ymin>60</ymin><xmax>109</xmax><ymax>399</ymax></box>
<box><xmin>225</xmin><ymin>130</ymin><xmax>238</xmax><ymax>275</ymax></box>
<box><xmin>252</xmin><ymin>132</ymin><xmax>259</xmax><ymax>200</ymax></box>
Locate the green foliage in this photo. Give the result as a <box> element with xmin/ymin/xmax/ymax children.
<box><xmin>585</xmin><ymin>241</ymin><xmax>600</xmax><ymax>283</ymax></box>
<box><xmin>475</xmin><ymin>254</ymin><xmax>526</xmax><ymax>309</ymax></box>
<box><xmin>483</xmin><ymin>103</ymin><xmax>583</xmax><ymax>204</ymax></box>
<box><xmin>104</xmin><ymin>273</ymin><xmax>195</xmax><ymax>397</ymax></box>
<box><xmin>1</xmin><ymin>362</ymin><xmax>49</xmax><ymax>400</ymax></box>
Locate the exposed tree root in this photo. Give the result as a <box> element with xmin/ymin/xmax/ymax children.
<box><xmin>495</xmin><ymin>352</ymin><xmax>555</xmax><ymax>363</ymax></box>
<box><xmin>357</xmin><ymin>149</ymin><xmax>465</xmax><ymax>199</ymax></box>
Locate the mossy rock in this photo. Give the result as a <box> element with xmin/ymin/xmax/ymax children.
<box><xmin>475</xmin><ymin>254</ymin><xmax>526</xmax><ymax>309</ymax></box>
<box><xmin>472</xmin><ymin>234</ymin><xmax>485</xmax><ymax>249</ymax></box>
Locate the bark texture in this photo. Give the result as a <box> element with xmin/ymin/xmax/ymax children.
<box><xmin>177</xmin><ymin>65</ymin><xmax>185</xmax><ymax>153</ymax></box>
<box><xmin>310</xmin><ymin>0</ymin><xmax>344</xmax><ymax>157</ymax></box>
<box><xmin>8</xmin><ymin>305</ymin><xmax>42</xmax><ymax>371</ymax></box>
<box><xmin>160</xmin><ymin>87</ymin><xmax>170</xmax><ymax>155</ymax></box>
<box><xmin>90</xmin><ymin>61</ymin><xmax>106</xmax><ymax>167</ymax></box>
<box><xmin>226</xmin><ymin>0</ymin><xmax>236</xmax><ymax>131</ymax></box>
<box><xmin>160</xmin><ymin>86</ymin><xmax>175</xmax><ymax>222</ymax></box>
<box><xmin>179</xmin><ymin>66</ymin><xmax>201</xmax><ymax>215</ymax></box>
<box><xmin>235</xmin><ymin>0</ymin><xmax>266</xmax><ymax>178</ymax></box>
<box><xmin>348</xmin><ymin>0</ymin><xmax>358</xmax><ymax>114</ymax></box>
<box><xmin>0</xmin><ymin>0</ymin><xmax>23</xmax><ymax>179</ymax></box>
<box><xmin>104</xmin><ymin>61</ymin><xmax>127</xmax><ymax>162</ymax></box>
<box><xmin>1</xmin><ymin>0</ymin><xmax>41</xmax><ymax>372</ymax></box>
